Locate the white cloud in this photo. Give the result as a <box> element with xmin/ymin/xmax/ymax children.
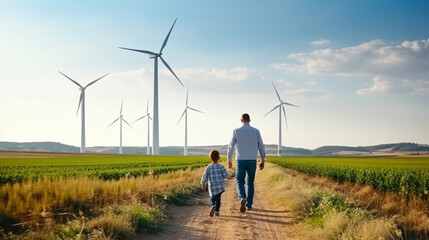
<box><xmin>177</xmin><ymin>67</ymin><xmax>260</xmax><ymax>83</ymax></box>
<box><xmin>275</xmin><ymin>39</ymin><xmax>429</xmax><ymax>94</ymax></box>
<box><xmin>311</xmin><ymin>39</ymin><xmax>331</xmax><ymax>46</ymax></box>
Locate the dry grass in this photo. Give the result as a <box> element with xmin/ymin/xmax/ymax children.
<box><xmin>261</xmin><ymin>163</ymin><xmax>404</xmax><ymax>240</ymax></box>
<box><xmin>284</xmin><ymin>168</ymin><xmax>429</xmax><ymax>236</ymax></box>
<box><xmin>0</xmin><ymin>167</ymin><xmax>204</xmax><ymax>238</ymax></box>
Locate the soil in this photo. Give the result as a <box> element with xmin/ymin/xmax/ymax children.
<box><xmin>140</xmin><ymin>170</ymin><xmax>296</xmax><ymax>240</ymax></box>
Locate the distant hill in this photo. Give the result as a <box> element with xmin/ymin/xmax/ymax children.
<box><xmin>0</xmin><ymin>141</ymin><xmax>428</xmax><ymax>156</ymax></box>
<box><xmin>0</xmin><ymin>141</ymin><xmax>79</xmax><ymax>153</ymax></box>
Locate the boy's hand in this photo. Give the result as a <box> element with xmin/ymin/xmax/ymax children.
<box><xmin>259</xmin><ymin>161</ymin><xmax>265</xmax><ymax>170</ymax></box>
<box><xmin>201</xmin><ymin>184</ymin><xmax>207</xmax><ymax>191</ymax></box>
<box><xmin>228</xmin><ymin>161</ymin><xmax>233</xmax><ymax>169</ymax></box>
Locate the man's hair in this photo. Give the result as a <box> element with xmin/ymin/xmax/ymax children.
<box><xmin>209</xmin><ymin>150</ymin><xmax>220</xmax><ymax>161</ymax></box>
<box><xmin>241</xmin><ymin>113</ymin><xmax>250</xmax><ymax>122</ymax></box>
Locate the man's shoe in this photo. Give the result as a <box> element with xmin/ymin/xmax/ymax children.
<box><xmin>246</xmin><ymin>206</ymin><xmax>253</xmax><ymax>210</ymax></box>
<box><xmin>240</xmin><ymin>199</ymin><xmax>246</xmax><ymax>213</ymax></box>
<box><xmin>209</xmin><ymin>206</ymin><xmax>215</xmax><ymax>217</ymax></box>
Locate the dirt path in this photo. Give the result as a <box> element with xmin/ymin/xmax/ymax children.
<box><xmin>141</xmin><ymin>169</ymin><xmax>295</xmax><ymax>240</ymax></box>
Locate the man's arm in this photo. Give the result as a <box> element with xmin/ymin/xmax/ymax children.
<box><xmin>226</xmin><ymin>130</ymin><xmax>237</xmax><ymax>169</ymax></box>
<box><xmin>257</xmin><ymin>130</ymin><xmax>266</xmax><ymax>170</ymax></box>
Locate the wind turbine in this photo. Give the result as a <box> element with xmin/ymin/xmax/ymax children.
<box><xmin>59</xmin><ymin>71</ymin><xmax>108</xmax><ymax>153</ymax></box>
<box><xmin>119</xmin><ymin>18</ymin><xmax>184</xmax><ymax>155</ymax></box>
<box><xmin>132</xmin><ymin>99</ymin><xmax>152</xmax><ymax>155</ymax></box>
<box><xmin>106</xmin><ymin>99</ymin><xmax>132</xmax><ymax>154</ymax></box>
<box><xmin>264</xmin><ymin>81</ymin><xmax>299</xmax><ymax>156</ymax></box>
<box><xmin>177</xmin><ymin>88</ymin><xmax>205</xmax><ymax>156</ymax></box>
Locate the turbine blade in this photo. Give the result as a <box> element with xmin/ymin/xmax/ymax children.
<box><xmin>146</xmin><ymin>99</ymin><xmax>150</xmax><ymax>113</ymax></box>
<box><xmin>159</xmin><ymin>56</ymin><xmax>184</xmax><ymax>87</ymax></box>
<box><xmin>186</xmin><ymin>87</ymin><xmax>189</xmax><ymax>106</ymax></box>
<box><xmin>271</xmin><ymin>80</ymin><xmax>282</xmax><ymax>102</ymax></box>
<box><xmin>119</xmin><ymin>47</ymin><xmax>157</xmax><ymax>56</ymax></box>
<box><xmin>263</xmin><ymin>105</ymin><xmax>280</xmax><ymax>117</ymax></box>
<box><xmin>123</xmin><ymin>119</ymin><xmax>133</xmax><ymax>129</ymax></box>
<box><xmin>85</xmin><ymin>73</ymin><xmax>109</xmax><ymax>88</ymax></box>
<box><xmin>282</xmin><ymin>102</ymin><xmax>300</xmax><ymax>108</ymax></box>
<box><xmin>120</xmin><ymin>98</ymin><xmax>124</xmax><ymax>115</ymax></box>
<box><xmin>59</xmin><ymin>71</ymin><xmax>83</xmax><ymax>88</ymax></box>
<box><xmin>177</xmin><ymin>109</ymin><xmax>186</xmax><ymax>125</ymax></box>
<box><xmin>188</xmin><ymin>107</ymin><xmax>205</xmax><ymax>114</ymax></box>
<box><xmin>76</xmin><ymin>91</ymin><xmax>83</xmax><ymax>116</ymax></box>
<box><xmin>160</xmin><ymin>18</ymin><xmax>177</xmax><ymax>53</ymax></box>
<box><xmin>282</xmin><ymin>104</ymin><xmax>288</xmax><ymax>130</ymax></box>
<box><xmin>106</xmin><ymin>117</ymin><xmax>120</xmax><ymax>129</ymax></box>
<box><xmin>131</xmin><ymin>114</ymin><xmax>148</xmax><ymax>124</ymax></box>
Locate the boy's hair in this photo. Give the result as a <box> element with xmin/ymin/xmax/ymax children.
<box><xmin>209</xmin><ymin>150</ymin><xmax>220</xmax><ymax>161</ymax></box>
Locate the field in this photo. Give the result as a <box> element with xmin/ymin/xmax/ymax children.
<box><xmin>269</xmin><ymin>156</ymin><xmax>429</xmax><ymax>198</ymax></box>
<box><xmin>1</xmin><ymin>152</ymin><xmax>429</xmax><ymax>239</ymax></box>
<box><xmin>0</xmin><ymin>154</ymin><xmax>208</xmax><ymax>185</ymax></box>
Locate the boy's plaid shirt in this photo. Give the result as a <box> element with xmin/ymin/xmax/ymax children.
<box><xmin>200</xmin><ymin>163</ymin><xmax>229</xmax><ymax>196</ymax></box>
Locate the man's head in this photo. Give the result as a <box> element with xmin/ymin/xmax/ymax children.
<box><xmin>241</xmin><ymin>113</ymin><xmax>250</xmax><ymax>123</ymax></box>
<box><xmin>209</xmin><ymin>150</ymin><xmax>220</xmax><ymax>162</ymax></box>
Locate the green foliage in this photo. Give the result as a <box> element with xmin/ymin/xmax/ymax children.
<box><xmin>306</xmin><ymin>193</ymin><xmax>364</xmax><ymax>227</ymax></box>
<box><xmin>270</xmin><ymin>156</ymin><xmax>429</xmax><ymax>198</ymax></box>
<box><xmin>0</xmin><ymin>155</ymin><xmax>209</xmax><ymax>185</ymax></box>
<box><xmin>112</xmin><ymin>203</ymin><xmax>167</xmax><ymax>234</ymax></box>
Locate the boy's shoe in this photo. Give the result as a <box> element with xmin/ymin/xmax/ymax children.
<box><xmin>209</xmin><ymin>206</ymin><xmax>215</xmax><ymax>217</ymax></box>
<box><xmin>240</xmin><ymin>199</ymin><xmax>246</xmax><ymax>213</ymax></box>
<box><xmin>246</xmin><ymin>206</ymin><xmax>253</xmax><ymax>210</ymax></box>
<box><xmin>215</xmin><ymin>211</ymin><xmax>219</xmax><ymax>216</ymax></box>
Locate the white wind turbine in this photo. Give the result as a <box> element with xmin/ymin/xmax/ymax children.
<box><xmin>106</xmin><ymin>99</ymin><xmax>133</xmax><ymax>154</ymax></box>
<box><xmin>132</xmin><ymin>99</ymin><xmax>152</xmax><ymax>155</ymax></box>
<box><xmin>264</xmin><ymin>81</ymin><xmax>299</xmax><ymax>156</ymax></box>
<box><xmin>177</xmin><ymin>88</ymin><xmax>205</xmax><ymax>156</ymax></box>
<box><xmin>119</xmin><ymin>18</ymin><xmax>184</xmax><ymax>155</ymax></box>
<box><xmin>59</xmin><ymin>71</ymin><xmax>109</xmax><ymax>153</ymax></box>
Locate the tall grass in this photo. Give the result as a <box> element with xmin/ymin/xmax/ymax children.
<box><xmin>0</xmin><ymin>167</ymin><xmax>205</xmax><ymax>239</ymax></box>
<box><xmin>260</xmin><ymin>163</ymin><xmax>403</xmax><ymax>240</ymax></box>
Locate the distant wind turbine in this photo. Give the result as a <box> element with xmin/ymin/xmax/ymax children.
<box><xmin>132</xmin><ymin>99</ymin><xmax>152</xmax><ymax>155</ymax></box>
<box><xmin>177</xmin><ymin>88</ymin><xmax>205</xmax><ymax>156</ymax></box>
<box><xmin>59</xmin><ymin>71</ymin><xmax>108</xmax><ymax>153</ymax></box>
<box><xmin>106</xmin><ymin>99</ymin><xmax>132</xmax><ymax>154</ymax></box>
<box><xmin>264</xmin><ymin>81</ymin><xmax>299</xmax><ymax>156</ymax></box>
<box><xmin>119</xmin><ymin>18</ymin><xmax>184</xmax><ymax>155</ymax></box>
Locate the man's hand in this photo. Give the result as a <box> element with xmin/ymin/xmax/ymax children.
<box><xmin>228</xmin><ymin>161</ymin><xmax>233</xmax><ymax>169</ymax></box>
<box><xmin>259</xmin><ymin>161</ymin><xmax>265</xmax><ymax>170</ymax></box>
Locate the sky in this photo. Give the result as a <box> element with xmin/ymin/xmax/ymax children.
<box><xmin>1</xmin><ymin>0</ymin><xmax>429</xmax><ymax>151</ymax></box>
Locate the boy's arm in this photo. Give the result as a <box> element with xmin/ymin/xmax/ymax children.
<box><xmin>222</xmin><ymin>166</ymin><xmax>230</xmax><ymax>179</ymax></box>
<box><xmin>200</xmin><ymin>167</ymin><xmax>208</xmax><ymax>185</ymax></box>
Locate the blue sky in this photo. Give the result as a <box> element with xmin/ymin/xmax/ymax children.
<box><xmin>1</xmin><ymin>0</ymin><xmax>428</xmax><ymax>150</ymax></box>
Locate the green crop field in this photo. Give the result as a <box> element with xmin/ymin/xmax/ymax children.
<box><xmin>269</xmin><ymin>156</ymin><xmax>429</xmax><ymax>197</ymax></box>
<box><xmin>0</xmin><ymin>155</ymin><xmax>210</xmax><ymax>185</ymax></box>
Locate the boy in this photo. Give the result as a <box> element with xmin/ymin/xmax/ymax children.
<box><xmin>201</xmin><ymin>150</ymin><xmax>230</xmax><ymax>217</ymax></box>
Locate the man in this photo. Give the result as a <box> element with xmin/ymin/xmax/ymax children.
<box><xmin>227</xmin><ymin>113</ymin><xmax>266</xmax><ymax>213</ymax></box>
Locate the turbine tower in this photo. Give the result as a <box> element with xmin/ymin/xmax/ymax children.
<box><xmin>177</xmin><ymin>88</ymin><xmax>205</xmax><ymax>156</ymax></box>
<box><xmin>119</xmin><ymin>18</ymin><xmax>184</xmax><ymax>155</ymax></box>
<box><xmin>264</xmin><ymin>81</ymin><xmax>299</xmax><ymax>156</ymax></box>
<box><xmin>59</xmin><ymin>71</ymin><xmax>108</xmax><ymax>153</ymax></box>
<box><xmin>132</xmin><ymin>99</ymin><xmax>152</xmax><ymax>155</ymax></box>
<box><xmin>106</xmin><ymin>99</ymin><xmax>132</xmax><ymax>154</ymax></box>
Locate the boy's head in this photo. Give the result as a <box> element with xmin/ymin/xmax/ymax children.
<box><xmin>209</xmin><ymin>150</ymin><xmax>220</xmax><ymax>162</ymax></box>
